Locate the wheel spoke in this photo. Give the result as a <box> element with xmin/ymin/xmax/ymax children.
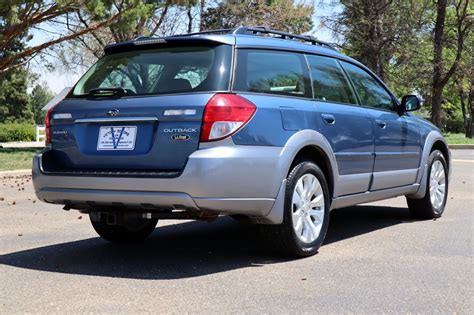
<box><xmin>295</xmin><ymin>180</ymin><xmax>304</xmax><ymax>199</ymax></box>
<box><xmin>309</xmin><ymin>209</ymin><xmax>324</xmax><ymax>223</ymax></box>
<box><xmin>309</xmin><ymin>194</ymin><xmax>323</xmax><ymax>209</ymax></box>
<box><xmin>302</xmin><ymin>175</ymin><xmax>311</xmax><ymax>199</ymax></box>
<box><xmin>294</xmin><ymin>215</ymin><xmax>303</xmax><ymax>236</ymax></box>
<box><xmin>437</xmin><ymin>172</ymin><xmax>445</xmax><ymax>183</ymax></box>
<box><xmin>438</xmin><ymin>183</ymin><xmax>446</xmax><ymax>193</ymax></box>
<box><xmin>302</xmin><ymin>219</ymin><xmax>310</xmax><ymax>241</ymax></box>
<box><xmin>306</xmin><ymin>216</ymin><xmax>317</xmax><ymax>240</ymax></box>
<box><xmin>308</xmin><ymin>176</ymin><xmax>318</xmax><ymax>198</ymax></box>
<box><xmin>292</xmin><ymin>206</ymin><xmax>302</xmax><ymax>217</ymax></box>
<box><xmin>292</xmin><ymin>190</ymin><xmax>302</xmax><ymax>206</ymax></box>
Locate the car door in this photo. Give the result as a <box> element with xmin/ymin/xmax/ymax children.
<box><xmin>341</xmin><ymin>61</ymin><xmax>421</xmax><ymax>190</ymax></box>
<box><xmin>306</xmin><ymin>55</ymin><xmax>375</xmax><ymax>196</ymax></box>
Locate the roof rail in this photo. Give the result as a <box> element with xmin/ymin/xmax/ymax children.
<box><xmin>232</xmin><ymin>26</ymin><xmax>337</xmax><ymax>51</ymax></box>
<box><xmin>169</xmin><ymin>28</ymin><xmax>235</xmax><ymax>37</ymax></box>
<box><xmin>133</xmin><ymin>26</ymin><xmax>337</xmax><ymax>51</ymax></box>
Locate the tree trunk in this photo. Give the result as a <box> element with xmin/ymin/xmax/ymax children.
<box><xmin>187</xmin><ymin>3</ymin><xmax>193</xmax><ymax>33</ymax></box>
<box><xmin>458</xmin><ymin>84</ymin><xmax>467</xmax><ymax>135</ymax></box>
<box><xmin>431</xmin><ymin>0</ymin><xmax>447</xmax><ymax>128</ymax></box>
<box><xmin>468</xmin><ymin>80</ymin><xmax>474</xmax><ymax>138</ymax></box>
<box><xmin>199</xmin><ymin>0</ymin><xmax>205</xmax><ymax>31</ymax></box>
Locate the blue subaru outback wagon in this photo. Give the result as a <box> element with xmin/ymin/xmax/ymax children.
<box><xmin>33</xmin><ymin>27</ymin><xmax>450</xmax><ymax>257</ymax></box>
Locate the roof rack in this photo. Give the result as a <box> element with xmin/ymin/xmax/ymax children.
<box><xmin>171</xmin><ymin>28</ymin><xmax>235</xmax><ymax>37</ymax></box>
<box><xmin>232</xmin><ymin>26</ymin><xmax>337</xmax><ymax>51</ymax></box>
<box><xmin>164</xmin><ymin>26</ymin><xmax>337</xmax><ymax>51</ymax></box>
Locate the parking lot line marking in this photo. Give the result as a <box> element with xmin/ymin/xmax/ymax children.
<box><xmin>452</xmin><ymin>159</ymin><xmax>474</xmax><ymax>163</ymax></box>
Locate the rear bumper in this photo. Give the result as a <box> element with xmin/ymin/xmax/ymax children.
<box><xmin>33</xmin><ymin>145</ymin><xmax>286</xmax><ymax>217</ymax></box>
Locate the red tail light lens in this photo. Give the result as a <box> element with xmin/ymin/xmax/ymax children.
<box><xmin>200</xmin><ymin>94</ymin><xmax>256</xmax><ymax>142</ymax></box>
<box><xmin>45</xmin><ymin>106</ymin><xmax>55</xmax><ymax>145</ymax></box>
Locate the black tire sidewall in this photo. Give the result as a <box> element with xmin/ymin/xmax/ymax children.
<box><xmin>283</xmin><ymin>161</ymin><xmax>330</xmax><ymax>255</ymax></box>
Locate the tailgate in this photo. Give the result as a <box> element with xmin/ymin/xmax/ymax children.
<box><xmin>46</xmin><ymin>94</ymin><xmax>213</xmax><ymax>172</ymax></box>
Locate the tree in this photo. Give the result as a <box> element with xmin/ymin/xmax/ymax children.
<box><xmin>201</xmin><ymin>0</ymin><xmax>314</xmax><ymax>34</ymax></box>
<box><xmin>323</xmin><ymin>0</ymin><xmax>472</xmax><ymax>132</ymax></box>
<box><xmin>322</xmin><ymin>0</ymin><xmax>433</xmax><ymax>82</ymax></box>
<box><xmin>30</xmin><ymin>83</ymin><xmax>54</xmax><ymax>124</ymax></box>
<box><xmin>431</xmin><ymin>0</ymin><xmax>472</xmax><ymax>128</ymax></box>
<box><xmin>0</xmin><ymin>0</ymin><xmax>127</xmax><ymax>72</ymax></box>
<box><xmin>0</xmin><ymin>10</ymin><xmax>32</xmax><ymax>123</ymax></box>
<box><xmin>54</xmin><ymin>1</ymin><xmax>201</xmax><ymax>71</ymax></box>
<box><xmin>0</xmin><ymin>68</ymin><xmax>32</xmax><ymax>123</ymax></box>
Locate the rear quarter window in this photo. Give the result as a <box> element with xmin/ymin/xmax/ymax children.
<box><xmin>233</xmin><ymin>49</ymin><xmax>311</xmax><ymax>98</ymax></box>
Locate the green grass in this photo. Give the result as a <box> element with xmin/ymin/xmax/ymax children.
<box><xmin>443</xmin><ymin>133</ymin><xmax>474</xmax><ymax>145</ymax></box>
<box><xmin>0</xmin><ymin>148</ymin><xmax>40</xmax><ymax>171</ymax></box>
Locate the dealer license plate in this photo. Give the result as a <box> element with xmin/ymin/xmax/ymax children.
<box><xmin>97</xmin><ymin>126</ymin><xmax>137</xmax><ymax>150</ymax></box>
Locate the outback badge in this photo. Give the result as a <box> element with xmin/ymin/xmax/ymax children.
<box><xmin>171</xmin><ymin>134</ymin><xmax>191</xmax><ymax>141</ymax></box>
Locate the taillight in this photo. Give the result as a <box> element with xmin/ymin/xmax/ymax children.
<box><xmin>45</xmin><ymin>106</ymin><xmax>55</xmax><ymax>145</ymax></box>
<box><xmin>200</xmin><ymin>94</ymin><xmax>256</xmax><ymax>142</ymax></box>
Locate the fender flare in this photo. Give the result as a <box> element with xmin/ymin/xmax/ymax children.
<box><xmin>260</xmin><ymin>129</ymin><xmax>339</xmax><ymax>224</ymax></box>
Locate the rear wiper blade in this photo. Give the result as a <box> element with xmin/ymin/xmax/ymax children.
<box><xmin>88</xmin><ymin>87</ymin><xmax>127</xmax><ymax>98</ymax></box>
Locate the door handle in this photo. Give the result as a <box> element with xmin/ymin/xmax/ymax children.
<box><xmin>321</xmin><ymin>114</ymin><xmax>336</xmax><ymax>125</ymax></box>
<box><xmin>375</xmin><ymin>119</ymin><xmax>387</xmax><ymax>129</ymax></box>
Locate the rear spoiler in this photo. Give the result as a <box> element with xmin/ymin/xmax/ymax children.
<box><xmin>104</xmin><ymin>35</ymin><xmax>235</xmax><ymax>55</ymax></box>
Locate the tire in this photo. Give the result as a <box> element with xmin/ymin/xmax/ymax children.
<box><xmin>261</xmin><ymin>161</ymin><xmax>330</xmax><ymax>257</ymax></box>
<box><xmin>406</xmin><ymin>150</ymin><xmax>448</xmax><ymax>219</ymax></box>
<box><xmin>89</xmin><ymin>212</ymin><xmax>158</xmax><ymax>243</ymax></box>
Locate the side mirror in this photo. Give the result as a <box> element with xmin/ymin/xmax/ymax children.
<box><xmin>400</xmin><ymin>95</ymin><xmax>421</xmax><ymax>112</ymax></box>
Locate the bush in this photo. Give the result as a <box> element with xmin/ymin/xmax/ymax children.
<box><xmin>443</xmin><ymin>110</ymin><xmax>465</xmax><ymax>133</ymax></box>
<box><xmin>0</xmin><ymin>123</ymin><xmax>36</xmax><ymax>142</ymax></box>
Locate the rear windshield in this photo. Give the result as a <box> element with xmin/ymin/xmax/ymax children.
<box><xmin>71</xmin><ymin>45</ymin><xmax>231</xmax><ymax>97</ymax></box>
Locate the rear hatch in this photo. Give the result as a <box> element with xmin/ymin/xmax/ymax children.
<box><xmin>43</xmin><ymin>42</ymin><xmax>232</xmax><ymax>175</ymax></box>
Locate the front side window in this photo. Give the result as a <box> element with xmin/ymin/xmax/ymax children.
<box><xmin>72</xmin><ymin>45</ymin><xmax>231</xmax><ymax>97</ymax></box>
<box><xmin>306</xmin><ymin>55</ymin><xmax>357</xmax><ymax>104</ymax></box>
<box><xmin>341</xmin><ymin>61</ymin><xmax>394</xmax><ymax>111</ymax></box>
<box><xmin>233</xmin><ymin>49</ymin><xmax>310</xmax><ymax>97</ymax></box>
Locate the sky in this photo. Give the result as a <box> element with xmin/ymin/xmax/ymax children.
<box><xmin>30</xmin><ymin>2</ymin><xmax>340</xmax><ymax>94</ymax></box>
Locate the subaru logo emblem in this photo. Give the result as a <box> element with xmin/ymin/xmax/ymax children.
<box><xmin>107</xmin><ymin>109</ymin><xmax>119</xmax><ymax>117</ymax></box>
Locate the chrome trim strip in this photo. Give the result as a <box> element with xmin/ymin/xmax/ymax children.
<box><xmin>75</xmin><ymin>117</ymin><xmax>158</xmax><ymax>123</ymax></box>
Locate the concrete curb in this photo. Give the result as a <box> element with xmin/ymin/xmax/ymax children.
<box><xmin>0</xmin><ymin>169</ymin><xmax>32</xmax><ymax>176</ymax></box>
<box><xmin>0</xmin><ymin>142</ymin><xmax>44</xmax><ymax>148</ymax></box>
<box><xmin>448</xmin><ymin>144</ymin><xmax>474</xmax><ymax>149</ymax></box>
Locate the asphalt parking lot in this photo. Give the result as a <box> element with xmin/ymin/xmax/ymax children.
<box><xmin>1</xmin><ymin>150</ymin><xmax>473</xmax><ymax>313</ymax></box>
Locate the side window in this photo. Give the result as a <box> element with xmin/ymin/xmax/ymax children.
<box><xmin>234</xmin><ymin>50</ymin><xmax>310</xmax><ymax>97</ymax></box>
<box><xmin>341</xmin><ymin>61</ymin><xmax>394</xmax><ymax>111</ymax></box>
<box><xmin>306</xmin><ymin>55</ymin><xmax>357</xmax><ymax>104</ymax></box>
